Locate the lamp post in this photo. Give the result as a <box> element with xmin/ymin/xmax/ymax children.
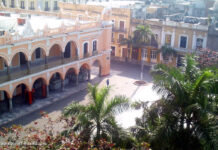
<box><xmin>140</xmin><ymin>48</ymin><xmax>145</xmax><ymax>81</ymax></box>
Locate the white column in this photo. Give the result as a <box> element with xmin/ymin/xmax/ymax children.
<box><xmin>35</xmin><ymin>0</ymin><xmax>38</xmax><ymax>10</ymax></box>
<box><xmin>192</xmin><ymin>32</ymin><xmax>196</xmax><ymax>50</ymax></box>
<box><xmin>171</xmin><ymin>29</ymin><xmax>175</xmax><ymax>47</ymax></box>
<box><xmin>25</xmin><ymin>0</ymin><xmax>28</xmax><ymax>10</ymax></box>
<box><xmin>15</xmin><ymin>0</ymin><xmax>19</xmax><ymax>8</ymax></box>
<box><xmin>50</xmin><ymin>0</ymin><xmax>52</xmax><ymax>11</ymax></box>
<box><xmin>6</xmin><ymin>0</ymin><xmax>9</xmax><ymax>7</ymax></box>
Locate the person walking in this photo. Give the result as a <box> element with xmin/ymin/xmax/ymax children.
<box><xmin>106</xmin><ymin>79</ymin><xmax>109</xmax><ymax>87</ymax></box>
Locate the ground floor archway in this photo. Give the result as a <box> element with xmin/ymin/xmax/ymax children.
<box><xmin>64</xmin><ymin>68</ymin><xmax>77</xmax><ymax>87</ymax></box>
<box><xmin>32</xmin><ymin>78</ymin><xmax>47</xmax><ymax>100</ymax></box>
<box><xmin>91</xmin><ymin>59</ymin><xmax>101</xmax><ymax>80</ymax></box>
<box><xmin>49</xmin><ymin>72</ymin><xmax>62</xmax><ymax>92</ymax></box>
<box><xmin>12</xmin><ymin>84</ymin><xmax>29</xmax><ymax>108</ymax></box>
<box><xmin>0</xmin><ymin>91</ymin><xmax>10</xmax><ymax>114</ymax></box>
<box><xmin>79</xmin><ymin>64</ymin><xmax>90</xmax><ymax>82</ymax></box>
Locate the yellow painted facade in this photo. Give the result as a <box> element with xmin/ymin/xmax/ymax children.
<box><xmin>131</xmin><ymin>18</ymin><xmax>208</xmax><ymax>66</ymax></box>
<box><xmin>57</xmin><ymin>2</ymin><xmax>131</xmax><ymax>59</ymax></box>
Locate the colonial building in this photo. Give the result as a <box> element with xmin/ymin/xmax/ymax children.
<box><xmin>0</xmin><ymin>5</ymin><xmax>111</xmax><ymax>114</ymax></box>
<box><xmin>161</xmin><ymin>20</ymin><xmax>208</xmax><ymax>65</ymax></box>
<box><xmin>131</xmin><ymin>18</ymin><xmax>161</xmax><ymax>65</ymax></box>
<box><xmin>0</xmin><ymin>0</ymin><xmax>60</xmax><ymax>11</ymax></box>
<box><xmin>57</xmin><ymin>2</ymin><xmax>131</xmax><ymax>62</ymax></box>
<box><xmin>207</xmin><ymin>23</ymin><xmax>218</xmax><ymax>51</ymax></box>
<box><xmin>131</xmin><ymin>18</ymin><xmax>208</xmax><ymax>66</ymax></box>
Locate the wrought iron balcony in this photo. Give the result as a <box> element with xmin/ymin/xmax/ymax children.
<box><xmin>112</xmin><ymin>27</ymin><xmax>127</xmax><ymax>33</ymax></box>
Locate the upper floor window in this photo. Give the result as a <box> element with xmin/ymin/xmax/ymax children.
<box><xmin>119</xmin><ymin>21</ymin><xmax>125</xmax><ymax>31</ymax></box>
<box><xmin>93</xmin><ymin>40</ymin><xmax>97</xmax><ymax>51</ymax></box>
<box><xmin>54</xmin><ymin>1</ymin><xmax>58</xmax><ymax>10</ymax></box>
<box><xmin>45</xmin><ymin>1</ymin><xmax>48</xmax><ymax>9</ymax></box>
<box><xmin>196</xmin><ymin>38</ymin><xmax>203</xmax><ymax>50</ymax></box>
<box><xmin>2</xmin><ymin>0</ymin><xmax>6</xmax><ymax>6</ymax></box>
<box><xmin>118</xmin><ymin>34</ymin><xmax>124</xmax><ymax>43</ymax></box>
<box><xmin>144</xmin><ymin>49</ymin><xmax>147</xmax><ymax>58</ymax></box>
<box><xmin>21</xmin><ymin>1</ymin><xmax>25</xmax><ymax>9</ymax></box>
<box><xmin>180</xmin><ymin>36</ymin><xmax>187</xmax><ymax>48</ymax></box>
<box><xmin>35</xmin><ymin>48</ymin><xmax>41</xmax><ymax>59</ymax></box>
<box><xmin>11</xmin><ymin>0</ymin><xmax>15</xmax><ymax>8</ymax></box>
<box><xmin>112</xmin><ymin>20</ymin><xmax>115</xmax><ymax>28</ymax></box>
<box><xmin>154</xmin><ymin>34</ymin><xmax>158</xmax><ymax>41</ymax></box>
<box><xmin>165</xmin><ymin>34</ymin><xmax>171</xmax><ymax>46</ymax></box>
<box><xmin>30</xmin><ymin>1</ymin><xmax>34</xmax><ymax>9</ymax></box>
<box><xmin>83</xmin><ymin>42</ymin><xmax>88</xmax><ymax>56</ymax></box>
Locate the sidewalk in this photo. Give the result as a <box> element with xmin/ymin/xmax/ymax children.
<box><xmin>0</xmin><ymin>77</ymin><xmax>104</xmax><ymax>127</ymax></box>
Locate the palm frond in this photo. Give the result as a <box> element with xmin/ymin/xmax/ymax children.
<box><xmin>102</xmin><ymin>95</ymin><xmax>129</xmax><ymax>117</ymax></box>
<box><xmin>191</xmin><ymin>71</ymin><xmax>212</xmax><ymax>100</ymax></box>
<box><xmin>63</xmin><ymin>102</ymin><xmax>86</xmax><ymax>117</ymax></box>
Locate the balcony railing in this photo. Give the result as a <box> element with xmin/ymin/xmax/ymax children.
<box><xmin>92</xmin><ymin>50</ymin><xmax>98</xmax><ymax>56</ymax></box>
<box><xmin>112</xmin><ymin>27</ymin><xmax>127</xmax><ymax>33</ymax></box>
<box><xmin>0</xmin><ymin>50</ymin><xmax>102</xmax><ymax>84</ymax></box>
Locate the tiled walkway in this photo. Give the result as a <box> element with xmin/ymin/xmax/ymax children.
<box><xmin>0</xmin><ymin>77</ymin><xmax>103</xmax><ymax>126</ymax></box>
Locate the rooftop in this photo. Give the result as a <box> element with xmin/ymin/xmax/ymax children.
<box><xmin>0</xmin><ymin>11</ymin><xmax>95</xmax><ymax>36</ymax></box>
<box><xmin>87</xmin><ymin>1</ymin><xmax>144</xmax><ymax>8</ymax></box>
<box><xmin>0</xmin><ymin>10</ymin><xmax>103</xmax><ymax>45</ymax></box>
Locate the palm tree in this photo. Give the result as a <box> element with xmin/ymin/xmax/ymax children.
<box><xmin>134</xmin><ymin>25</ymin><xmax>153</xmax><ymax>80</ymax></box>
<box><xmin>120</xmin><ymin>35</ymin><xmax>135</xmax><ymax>60</ymax></box>
<box><xmin>63</xmin><ymin>83</ymin><xmax>129</xmax><ymax>143</ymax></box>
<box><xmin>132</xmin><ymin>55</ymin><xmax>218</xmax><ymax>149</ymax></box>
<box><xmin>158</xmin><ymin>45</ymin><xmax>177</xmax><ymax>61</ymax></box>
<box><xmin>134</xmin><ymin>25</ymin><xmax>153</xmax><ymax>45</ymax></box>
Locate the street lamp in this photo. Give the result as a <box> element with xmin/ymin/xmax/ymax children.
<box><xmin>140</xmin><ymin>48</ymin><xmax>145</xmax><ymax>81</ymax></box>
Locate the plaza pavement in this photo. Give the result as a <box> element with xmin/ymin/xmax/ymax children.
<box><xmin>0</xmin><ymin>61</ymin><xmax>161</xmax><ymax>129</ymax></box>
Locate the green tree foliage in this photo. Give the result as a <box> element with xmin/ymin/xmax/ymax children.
<box><xmin>158</xmin><ymin>45</ymin><xmax>177</xmax><ymax>60</ymax></box>
<box><xmin>63</xmin><ymin>83</ymin><xmax>131</xmax><ymax>147</ymax></box>
<box><xmin>134</xmin><ymin>25</ymin><xmax>153</xmax><ymax>47</ymax></box>
<box><xmin>131</xmin><ymin>55</ymin><xmax>218</xmax><ymax>150</ymax></box>
<box><xmin>120</xmin><ymin>35</ymin><xmax>135</xmax><ymax>59</ymax></box>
